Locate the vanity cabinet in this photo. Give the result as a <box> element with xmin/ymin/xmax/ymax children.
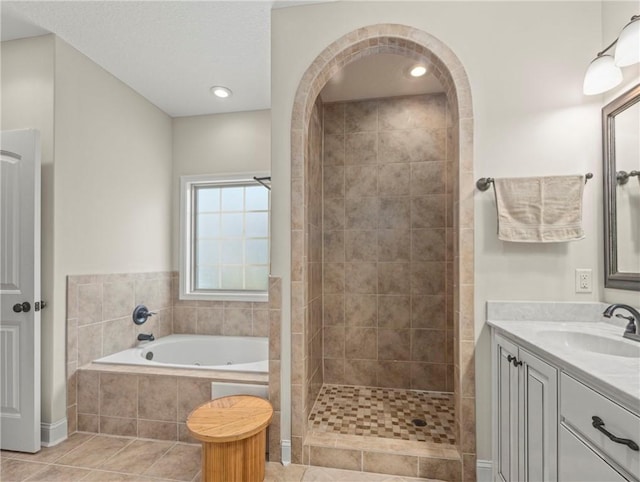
<box><xmin>493</xmin><ymin>330</ymin><xmax>640</xmax><ymax>482</ymax></box>
<box><xmin>560</xmin><ymin>373</ymin><xmax>639</xmax><ymax>481</ymax></box>
<box><xmin>494</xmin><ymin>333</ymin><xmax>558</xmax><ymax>482</ymax></box>
<box><xmin>559</xmin><ymin>425</ymin><xmax>627</xmax><ymax>482</ymax></box>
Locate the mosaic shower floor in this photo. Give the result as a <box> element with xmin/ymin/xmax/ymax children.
<box><xmin>308</xmin><ymin>385</ymin><xmax>456</xmax><ymax>445</ymax></box>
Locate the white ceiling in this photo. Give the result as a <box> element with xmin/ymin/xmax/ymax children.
<box><xmin>2</xmin><ymin>1</ymin><xmax>442</xmax><ymax>118</ymax></box>
<box><xmin>321</xmin><ymin>53</ymin><xmax>443</xmax><ymax>103</ymax></box>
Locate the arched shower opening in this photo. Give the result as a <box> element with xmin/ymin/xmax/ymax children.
<box><xmin>287</xmin><ymin>24</ymin><xmax>476</xmax><ymax>480</ymax></box>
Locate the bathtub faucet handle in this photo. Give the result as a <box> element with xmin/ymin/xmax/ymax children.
<box><xmin>132</xmin><ymin>305</ymin><xmax>156</xmax><ymax>325</ymax></box>
<box><xmin>137</xmin><ymin>333</ymin><xmax>155</xmax><ymax>342</ymax></box>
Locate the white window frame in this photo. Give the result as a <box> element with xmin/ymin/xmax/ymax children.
<box><xmin>179</xmin><ymin>172</ymin><xmax>270</xmax><ymax>302</ymax></box>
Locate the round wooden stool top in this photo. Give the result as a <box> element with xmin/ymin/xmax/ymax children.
<box><xmin>187</xmin><ymin>395</ymin><xmax>273</xmax><ymax>443</ymax></box>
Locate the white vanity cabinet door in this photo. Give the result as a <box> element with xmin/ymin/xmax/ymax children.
<box><xmin>494</xmin><ymin>333</ymin><xmax>558</xmax><ymax>482</ymax></box>
<box><xmin>559</xmin><ymin>425</ymin><xmax>627</xmax><ymax>482</ymax></box>
<box><xmin>520</xmin><ymin>349</ymin><xmax>558</xmax><ymax>482</ymax></box>
<box><xmin>496</xmin><ymin>334</ymin><xmax>520</xmax><ymax>482</ymax></box>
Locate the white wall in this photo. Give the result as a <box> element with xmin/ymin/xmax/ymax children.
<box><xmin>2</xmin><ymin>35</ymin><xmax>174</xmax><ymax>428</ymax></box>
<box><xmin>602</xmin><ymin>1</ymin><xmax>640</xmax><ymax>306</ymax></box>
<box><xmin>603</xmin><ymin>2</ymin><xmax>640</xmax><ymax>99</ymax></box>
<box><xmin>272</xmin><ymin>1</ymin><xmax>603</xmax><ymax>461</ymax></box>
<box><xmin>52</xmin><ymin>37</ymin><xmax>173</xmax><ymax>426</ymax></box>
<box><xmin>171</xmin><ymin>110</ymin><xmax>271</xmax><ymax>269</ymax></box>
<box><xmin>1</xmin><ymin>34</ymin><xmax>56</xmax><ymax>423</ymax></box>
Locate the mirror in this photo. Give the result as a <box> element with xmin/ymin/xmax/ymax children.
<box><xmin>603</xmin><ymin>84</ymin><xmax>640</xmax><ymax>291</ymax></box>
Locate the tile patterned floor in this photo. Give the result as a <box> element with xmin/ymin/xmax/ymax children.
<box><xmin>1</xmin><ymin>433</ymin><xmax>437</xmax><ymax>482</ymax></box>
<box><xmin>1</xmin><ymin>433</ymin><xmax>200</xmax><ymax>482</ymax></box>
<box><xmin>308</xmin><ymin>385</ymin><xmax>456</xmax><ymax>445</ymax></box>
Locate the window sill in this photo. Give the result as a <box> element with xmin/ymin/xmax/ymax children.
<box><xmin>179</xmin><ymin>291</ymin><xmax>268</xmax><ymax>303</ymax></box>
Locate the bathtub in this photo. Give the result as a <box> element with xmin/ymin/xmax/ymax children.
<box><xmin>94</xmin><ymin>334</ymin><xmax>268</xmax><ymax>373</ymax></box>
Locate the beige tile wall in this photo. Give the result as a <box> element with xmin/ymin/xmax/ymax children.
<box><xmin>306</xmin><ymin>98</ymin><xmax>324</xmax><ymax>415</ymax></box>
<box><xmin>66</xmin><ymin>272</ymin><xmax>173</xmax><ymax>434</ymax></box>
<box><xmin>268</xmin><ymin>276</ymin><xmax>282</xmax><ymax>462</ymax></box>
<box><xmin>75</xmin><ymin>367</ymin><xmax>267</xmax><ymax>442</ymax></box>
<box><xmin>170</xmin><ymin>273</ymin><xmax>270</xmax><ymax>337</ymax></box>
<box><xmin>290</xmin><ymin>97</ymin><xmax>325</xmax><ymax>462</ymax></box>
<box><xmin>321</xmin><ymin>94</ymin><xmax>454</xmax><ymax>392</ymax></box>
<box><xmin>290</xmin><ymin>28</ymin><xmax>476</xmax><ymax>479</ymax></box>
<box><xmin>67</xmin><ymin>272</ymin><xmax>279</xmax><ymax>452</ymax></box>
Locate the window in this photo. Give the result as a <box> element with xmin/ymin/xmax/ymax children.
<box><xmin>180</xmin><ymin>173</ymin><xmax>270</xmax><ymax>301</ymax></box>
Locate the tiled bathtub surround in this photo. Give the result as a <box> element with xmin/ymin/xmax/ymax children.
<box><xmin>268</xmin><ymin>276</ymin><xmax>283</xmax><ymax>462</ymax></box>
<box><xmin>66</xmin><ymin>273</ymin><xmax>282</xmax><ymax>456</ymax></box>
<box><xmin>290</xmin><ymin>26</ymin><xmax>476</xmax><ymax>479</ymax></box>
<box><xmin>322</xmin><ymin>94</ymin><xmax>454</xmax><ymax>392</ymax></box>
<box><xmin>171</xmin><ymin>274</ymin><xmax>271</xmax><ymax>337</ymax></box>
<box><xmin>74</xmin><ymin>365</ymin><xmax>267</xmax><ymax>442</ymax></box>
<box><xmin>67</xmin><ymin>272</ymin><xmax>173</xmax><ymax>434</ymax></box>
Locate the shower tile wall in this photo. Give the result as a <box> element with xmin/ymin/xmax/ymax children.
<box><xmin>291</xmin><ymin>97</ymin><xmax>324</xmax><ymax>459</ymax></box>
<box><xmin>306</xmin><ymin>97</ymin><xmax>324</xmax><ymax>409</ymax></box>
<box><xmin>322</xmin><ymin>94</ymin><xmax>454</xmax><ymax>392</ymax></box>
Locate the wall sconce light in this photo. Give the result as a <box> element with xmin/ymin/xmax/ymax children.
<box><xmin>583</xmin><ymin>14</ymin><xmax>640</xmax><ymax>95</ymax></box>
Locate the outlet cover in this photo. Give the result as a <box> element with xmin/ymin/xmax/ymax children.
<box><xmin>575</xmin><ymin>268</ymin><xmax>592</xmax><ymax>293</ymax></box>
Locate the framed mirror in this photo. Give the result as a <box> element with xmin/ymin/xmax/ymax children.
<box><xmin>603</xmin><ymin>83</ymin><xmax>640</xmax><ymax>291</ymax></box>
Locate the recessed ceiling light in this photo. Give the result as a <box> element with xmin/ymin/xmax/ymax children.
<box><xmin>210</xmin><ymin>86</ymin><xmax>232</xmax><ymax>98</ymax></box>
<box><xmin>409</xmin><ymin>65</ymin><xmax>427</xmax><ymax>77</ymax></box>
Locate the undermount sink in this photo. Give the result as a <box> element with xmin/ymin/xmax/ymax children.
<box><xmin>537</xmin><ymin>330</ymin><xmax>640</xmax><ymax>358</ymax></box>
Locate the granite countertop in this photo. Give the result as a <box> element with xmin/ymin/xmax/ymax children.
<box><xmin>487</xmin><ymin>302</ymin><xmax>640</xmax><ymax>414</ymax></box>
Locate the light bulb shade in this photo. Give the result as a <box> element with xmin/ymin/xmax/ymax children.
<box><xmin>614</xmin><ymin>18</ymin><xmax>640</xmax><ymax>67</ymax></box>
<box><xmin>583</xmin><ymin>55</ymin><xmax>623</xmax><ymax>95</ymax></box>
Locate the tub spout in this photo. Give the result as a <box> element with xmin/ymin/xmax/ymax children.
<box><xmin>137</xmin><ymin>333</ymin><xmax>155</xmax><ymax>342</ymax></box>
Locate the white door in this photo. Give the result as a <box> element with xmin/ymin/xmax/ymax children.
<box><xmin>0</xmin><ymin>129</ymin><xmax>41</xmax><ymax>452</ymax></box>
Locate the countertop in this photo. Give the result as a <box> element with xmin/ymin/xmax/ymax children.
<box><xmin>487</xmin><ymin>318</ymin><xmax>640</xmax><ymax>413</ymax></box>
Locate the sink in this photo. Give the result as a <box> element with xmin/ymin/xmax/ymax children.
<box><xmin>537</xmin><ymin>330</ymin><xmax>640</xmax><ymax>358</ymax></box>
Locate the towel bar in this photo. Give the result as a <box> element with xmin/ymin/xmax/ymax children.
<box><xmin>476</xmin><ymin>173</ymin><xmax>593</xmax><ymax>192</ymax></box>
<box><xmin>616</xmin><ymin>170</ymin><xmax>639</xmax><ymax>185</ymax></box>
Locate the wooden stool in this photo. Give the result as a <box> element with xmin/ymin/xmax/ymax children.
<box><xmin>187</xmin><ymin>395</ymin><xmax>273</xmax><ymax>482</ymax></box>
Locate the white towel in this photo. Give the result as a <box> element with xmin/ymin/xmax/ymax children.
<box><xmin>494</xmin><ymin>175</ymin><xmax>585</xmax><ymax>242</ymax></box>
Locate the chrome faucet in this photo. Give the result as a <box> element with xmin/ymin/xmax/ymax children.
<box><xmin>603</xmin><ymin>304</ymin><xmax>640</xmax><ymax>342</ymax></box>
<box><xmin>137</xmin><ymin>333</ymin><xmax>155</xmax><ymax>342</ymax></box>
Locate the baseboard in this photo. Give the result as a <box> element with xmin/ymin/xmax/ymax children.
<box><xmin>281</xmin><ymin>439</ymin><xmax>292</xmax><ymax>466</ymax></box>
<box><xmin>477</xmin><ymin>459</ymin><xmax>493</xmax><ymax>482</ymax></box>
<box><xmin>41</xmin><ymin>418</ymin><xmax>67</xmax><ymax>447</ymax></box>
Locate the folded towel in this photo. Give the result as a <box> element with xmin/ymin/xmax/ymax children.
<box><xmin>494</xmin><ymin>175</ymin><xmax>585</xmax><ymax>242</ymax></box>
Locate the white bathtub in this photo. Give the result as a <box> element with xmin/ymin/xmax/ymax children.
<box><xmin>94</xmin><ymin>334</ymin><xmax>268</xmax><ymax>373</ymax></box>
